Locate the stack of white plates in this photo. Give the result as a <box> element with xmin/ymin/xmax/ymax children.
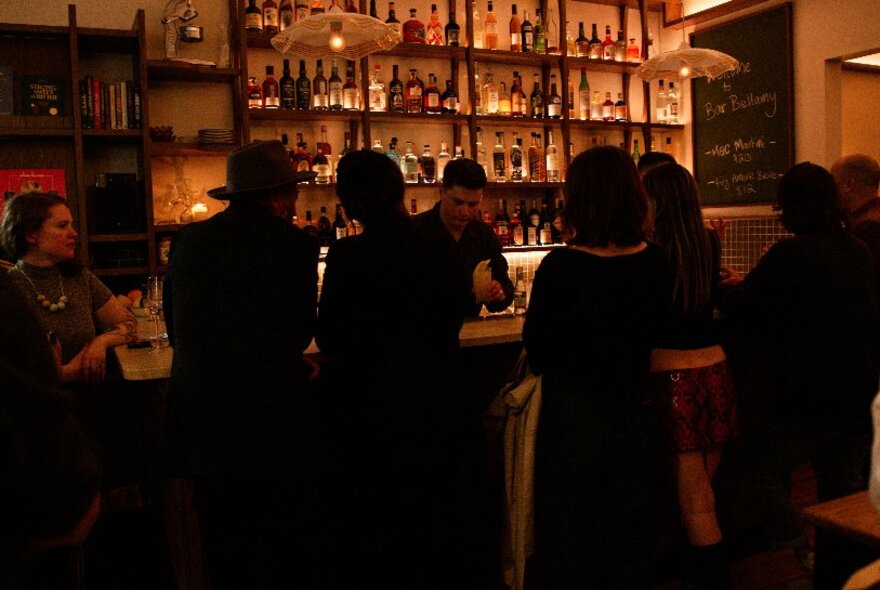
<box><xmin>198</xmin><ymin>128</ymin><xmax>234</xmax><ymax>144</ymax></box>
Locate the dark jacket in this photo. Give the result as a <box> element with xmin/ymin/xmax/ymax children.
<box><xmin>413</xmin><ymin>202</ymin><xmax>514</xmax><ymax>317</ymax></box>
<box><xmin>162</xmin><ymin>201</ymin><xmax>318</xmax><ymax>477</ymax></box>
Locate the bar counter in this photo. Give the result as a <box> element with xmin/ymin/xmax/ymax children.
<box><xmin>114</xmin><ymin>315</ymin><xmax>526</xmax><ymax>381</ymax></box>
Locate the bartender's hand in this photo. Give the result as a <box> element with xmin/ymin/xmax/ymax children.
<box><xmin>719</xmin><ymin>266</ymin><xmax>743</xmax><ymax>286</ymax></box>
<box><xmin>485</xmin><ymin>280</ymin><xmax>507</xmax><ymax>303</ymax></box>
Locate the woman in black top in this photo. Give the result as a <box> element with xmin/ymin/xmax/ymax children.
<box><xmin>718</xmin><ymin>163</ymin><xmax>880</xmax><ymax>574</ymax></box>
<box><xmin>643</xmin><ymin>163</ymin><xmax>738</xmax><ymax>589</ymax></box>
<box><xmin>523</xmin><ymin>146</ymin><xmax>670</xmax><ymax>589</ymax></box>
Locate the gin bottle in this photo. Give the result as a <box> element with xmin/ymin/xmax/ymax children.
<box><xmin>403</xmin><ymin>141</ymin><xmax>420</xmax><ymax>183</ymax></box>
<box><xmin>437</xmin><ymin>141</ymin><xmax>451</xmax><ymax>181</ymax></box>
<box><xmin>369</xmin><ymin>64</ymin><xmax>386</xmax><ymax>112</ymax></box>
<box><xmin>386</xmin><ymin>137</ymin><xmax>401</xmax><ymax>168</ymax></box>
<box><xmin>545</xmin><ymin>130</ymin><xmax>560</xmax><ymax>182</ymax></box>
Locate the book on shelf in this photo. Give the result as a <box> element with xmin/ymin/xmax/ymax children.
<box><xmin>0</xmin><ymin>66</ymin><xmax>12</xmax><ymax>116</ymax></box>
<box><xmin>21</xmin><ymin>76</ymin><xmax>63</xmax><ymax>116</ymax></box>
<box><xmin>79</xmin><ymin>77</ymin><xmax>141</xmax><ymax>129</ymax></box>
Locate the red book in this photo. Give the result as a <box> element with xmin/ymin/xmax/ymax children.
<box><xmin>91</xmin><ymin>77</ymin><xmax>101</xmax><ymax>129</ymax></box>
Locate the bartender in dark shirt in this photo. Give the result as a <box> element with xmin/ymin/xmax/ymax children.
<box><xmin>413</xmin><ymin>158</ymin><xmax>514</xmax><ymax>317</ymax></box>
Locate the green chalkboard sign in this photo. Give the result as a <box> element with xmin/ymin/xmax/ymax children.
<box><xmin>691</xmin><ymin>4</ymin><xmax>793</xmax><ymax>206</ymax></box>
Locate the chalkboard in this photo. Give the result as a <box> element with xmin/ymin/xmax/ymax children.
<box><xmin>691</xmin><ymin>4</ymin><xmax>793</xmax><ymax>206</ymax></box>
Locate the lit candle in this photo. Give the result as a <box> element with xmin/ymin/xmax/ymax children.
<box><xmin>191</xmin><ymin>202</ymin><xmax>208</xmax><ymax>222</ymax></box>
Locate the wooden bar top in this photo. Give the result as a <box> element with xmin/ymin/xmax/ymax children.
<box><xmin>114</xmin><ymin>315</ymin><xmax>526</xmax><ymax>381</ymax></box>
<box><xmin>801</xmin><ymin>491</ymin><xmax>880</xmax><ymax>549</ymax></box>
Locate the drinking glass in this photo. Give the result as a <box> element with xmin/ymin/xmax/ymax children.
<box><xmin>145</xmin><ymin>276</ymin><xmax>164</xmax><ymax>353</ymax></box>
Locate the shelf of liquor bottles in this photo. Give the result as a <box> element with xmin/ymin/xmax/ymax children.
<box><xmin>476</xmin><ymin>114</ymin><xmax>563</xmax><ymax>128</ymax></box>
<box><xmin>146</xmin><ymin>61</ymin><xmax>240</xmax><ymax>84</ymax></box>
<box><xmin>369</xmin><ymin>112</ymin><xmax>468</xmax><ymax>124</ymax></box>
<box><xmin>472</xmin><ymin>48</ymin><xmax>562</xmax><ymax>67</ymax></box>
<box><xmin>248</xmin><ymin>109</ymin><xmax>363</xmax><ymax>122</ymax></box>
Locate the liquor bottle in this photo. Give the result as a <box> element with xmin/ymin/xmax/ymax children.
<box><xmin>437</xmin><ymin>141</ymin><xmax>450</xmax><ymax>181</ymax></box>
<box><xmin>345</xmin><ymin>0</ymin><xmax>357</xmax><ymax>12</ymax></box>
<box><xmin>533</xmin><ymin>8</ymin><xmax>546</xmax><ymax>54</ymax></box>
<box><xmin>530</xmin><ymin>73</ymin><xmax>543</xmax><ymax>118</ymax></box>
<box><xmin>565</xmin><ymin>21</ymin><xmax>576</xmax><ymax>56</ymax></box>
<box><xmin>510</xmin><ymin>202</ymin><xmax>524</xmax><ymax>246</ymax></box>
<box><xmin>615</xmin><ymin>30</ymin><xmax>626</xmax><ymax>62</ymax></box>
<box><xmin>318</xmin><ymin>124</ymin><xmax>332</xmax><ymax>160</ymax></box>
<box><xmin>410</xmin><ymin>198</ymin><xmax>418</xmax><ymax>215</ymax></box>
<box><xmin>655</xmin><ymin>79</ymin><xmax>667</xmax><ymax>123</ymax></box>
<box><xmin>280</xmin><ymin>133</ymin><xmax>294</xmax><ymax>162</ymax></box>
<box><xmin>516</xmin><ymin>72</ymin><xmax>528</xmax><ymax>116</ymax></box>
<box><xmin>509</xmin><ymin>4</ymin><xmax>521</xmax><ymax>52</ymax></box>
<box><xmin>312</xmin><ymin>59</ymin><xmax>328</xmax><ymax>110</ymax></box>
<box><xmin>262</xmin><ymin>0</ymin><xmax>279</xmax><ymax>34</ymax></box>
<box><xmin>547</xmin><ymin>74</ymin><xmax>561</xmax><ymax>119</ymax></box>
<box><xmin>492</xmin><ymin>132</ymin><xmax>506</xmax><ymax>182</ymax></box>
<box><xmin>247</xmin><ymin>76</ymin><xmax>262</xmax><ymax>109</ymax></box>
<box><xmin>527</xmin><ymin>133</ymin><xmax>539</xmax><ymax>181</ymax></box>
<box><xmin>614</xmin><ymin>93</ymin><xmax>627</xmax><ymax>121</ymax></box>
<box><xmin>602</xmin><ymin>91</ymin><xmax>614</xmax><ymax>121</ymax></box>
<box><xmin>420</xmin><ymin>145</ymin><xmax>437</xmax><ymax>183</ymax></box>
<box><xmin>483</xmin><ymin>70</ymin><xmax>498</xmax><ymax>115</ymax></box>
<box><xmin>577</xmin><ymin>67</ymin><xmax>590</xmax><ymax>120</ymax></box>
<box><xmin>328</xmin><ymin>0</ymin><xmax>344</xmax><ymax>13</ymax></box>
<box><xmin>472</xmin><ymin>2</ymin><xmax>483</xmax><ymax>49</ymax></box>
<box><xmin>475</xmin><ymin>127</ymin><xmax>488</xmax><ymax>174</ymax></box>
<box><xmin>588</xmin><ymin>23</ymin><xmax>602</xmax><ymax>59</ymax></box>
<box><xmin>313</xmin><ymin>145</ymin><xmax>331</xmax><ymax>184</ymax></box>
<box><xmin>426</xmin><ymin>4</ymin><xmax>444</xmax><ymax>45</ymax></box>
<box><xmin>567</xmin><ymin>78</ymin><xmax>574</xmax><ymax>119</ymax></box>
<box><xmin>404</xmin><ymin>69</ymin><xmax>424</xmax><ymax>114</ymax></box>
<box><xmin>664</xmin><ymin>135</ymin><xmax>675</xmax><ymax>158</ymax></box>
<box><xmin>368</xmin><ymin>0</ymin><xmax>377</xmax><ymax>17</ymax></box>
<box><xmin>369</xmin><ymin>64</ymin><xmax>386</xmax><ymax>112</ymax></box>
<box><xmin>388</xmin><ymin>64</ymin><xmax>405</xmax><ymax>112</ymax></box>
<box><xmin>386</xmin><ymin>2</ymin><xmax>401</xmax><ymax>36</ymax></box>
<box><xmin>342</xmin><ymin>61</ymin><xmax>358</xmax><ymax>110</ymax></box>
<box><xmin>498</xmin><ymin>81</ymin><xmax>511</xmax><ymax>116</ymax></box>
<box><xmin>316</xmin><ymin>206</ymin><xmax>333</xmax><ymax>246</ymax></box>
<box><xmin>510</xmin><ymin>72</ymin><xmax>522</xmax><ymax>117</ymax></box>
<box><xmin>293</xmin><ymin>133</ymin><xmax>312</xmax><ymax>175</ymax></box>
<box><xmin>510</xmin><ymin>133</ymin><xmax>523</xmax><ymax>182</ymax></box>
<box><xmin>445</xmin><ymin>12</ymin><xmax>460</xmax><ymax>46</ymax></box>
<box><xmin>627</xmin><ymin>38</ymin><xmax>640</xmax><ymax>62</ymax></box>
<box><xmin>245</xmin><ymin>0</ymin><xmax>263</xmax><ymax>32</ymax></box>
<box><xmin>280</xmin><ymin>59</ymin><xmax>296</xmax><ymax>109</ymax></box>
<box><xmin>424</xmin><ymin>73</ymin><xmax>441</xmax><ymax>114</ymax></box>
<box><xmin>538</xmin><ymin>201</ymin><xmax>551</xmax><ymax>243</ymax></box>
<box><xmin>371</xmin><ymin>138</ymin><xmax>385</xmax><ymax>153</ymax></box>
<box><xmin>310</xmin><ymin>0</ymin><xmax>325</xmax><ymax>15</ymax></box>
<box><xmin>295</xmin><ymin>0</ymin><xmax>309</xmax><ymax>21</ymax></box>
<box><xmin>535</xmin><ymin>133</ymin><xmax>546</xmax><ymax>181</ymax></box>
<box><xmin>528</xmin><ymin>199</ymin><xmax>541</xmax><ymax>232</ymax></box>
<box><xmin>453</xmin><ymin>146</ymin><xmax>465</xmax><ymax>160</ymax></box>
<box><xmin>262</xmin><ymin>65</ymin><xmax>280</xmax><ymax>108</ymax></box>
<box><xmin>631</xmin><ymin>139</ymin><xmax>641</xmax><ymax>164</ymax></box>
<box><xmin>521</xmin><ymin>10</ymin><xmax>533</xmax><ymax>53</ymax></box>
<box><xmin>667</xmin><ymin>82</ymin><xmax>679</xmax><ymax>124</ymax></box>
<box><xmin>475</xmin><ymin>64</ymin><xmax>485</xmax><ymax>115</ymax></box>
<box><xmin>494</xmin><ymin>199</ymin><xmax>511</xmax><ymax>245</ymax></box>
<box><xmin>302</xmin><ymin>210</ymin><xmax>318</xmax><ymax>238</ymax></box>
<box><xmin>296</xmin><ymin>60</ymin><xmax>311</xmax><ymax>110</ymax></box>
<box><xmin>387</xmin><ymin>137</ymin><xmax>401</xmax><ymax>168</ymax></box>
<box><xmin>333</xmin><ymin>204</ymin><xmax>347</xmax><ymax>240</ymax></box>
<box><xmin>576</xmin><ymin>22</ymin><xmax>588</xmax><ymax>57</ymax></box>
<box><xmin>328</xmin><ymin>59</ymin><xmax>343</xmax><ymax>110</ymax></box>
<box><xmin>338</xmin><ymin>131</ymin><xmax>352</xmax><ymax>169</ymax></box>
<box><xmin>484</xmin><ymin>1</ymin><xmax>498</xmax><ymax>50</ymax></box>
<box><xmin>602</xmin><ymin>25</ymin><xmax>615</xmax><ymax>60</ymax></box>
<box><xmin>545</xmin><ymin>130</ymin><xmax>560</xmax><ymax>182</ymax></box>
<box><xmin>440</xmin><ymin>80</ymin><xmax>458</xmax><ymax>114</ymax></box>
<box><xmin>403</xmin><ymin>141</ymin><xmax>419</xmax><ymax>183</ymax></box>
<box><xmin>590</xmin><ymin>90</ymin><xmax>601</xmax><ymax>120</ymax></box>
<box><xmin>403</xmin><ymin>8</ymin><xmax>426</xmax><ymax>43</ymax></box>
<box><xmin>545</xmin><ymin>4</ymin><xmax>558</xmax><ymax>54</ymax></box>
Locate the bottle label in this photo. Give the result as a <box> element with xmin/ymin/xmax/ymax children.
<box><xmin>296</xmin><ymin>7</ymin><xmax>308</xmax><ymax>20</ymax></box>
<box><xmin>314</xmin><ymin>93</ymin><xmax>328</xmax><ymax>108</ymax></box>
<box><xmin>511</xmin><ymin>32</ymin><xmax>521</xmax><ymax>47</ymax></box>
<box><xmin>547</xmin><ymin>103</ymin><xmax>561</xmax><ymax>118</ymax></box>
<box><xmin>527</xmin><ymin>226</ymin><xmax>537</xmax><ymax>246</ymax></box>
<box><xmin>523</xmin><ymin>31</ymin><xmax>533</xmax><ymax>49</ymax></box>
<box><xmin>540</xmin><ymin>228</ymin><xmax>552</xmax><ymax>245</ymax></box>
<box><xmin>246</xmin><ymin>14</ymin><xmax>262</xmax><ymax>29</ymax></box>
<box><xmin>264</xmin><ymin>8</ymin><xmax>279</xmax><ymax>27</ymax></box>
<box><xmin>442</xmin><ymin>96</ymin><xmax>458</xmax><ymax>112</ymax></box>
<box><xmin>427</xmin><ymin>93</ymin><xmax>440</xmax><ymax>108</ymax></box>
<box><xmin>447</xmin><ymin>29</ymin><xmax>459</xmax><ymax>45</ymax></box>
<box><xmin>513</xmin><ymin>225</ymin><xmax>524</xmax><ymax>246</ymax></box>
<box><xmin>335</xmin><ymin>227</ymin><xmax>347</xmax><ymax>240</ymax></box>
<box><xmin>343</xmin><ymin>88</ymin><xmax>358</xmax><ymax>109</ymax></box>
<box><xmin>329</xmin><ymin>85</ymin><xmax>343</xmax><ymax>106</ymax></box>
<box><xmin>615</xmin><ymin>105</ymin><xmax>627</xmax><ymax>121</ymax></box>
<box><xmin>280</xmin><ymin>10</ymin><xmax>293</xmax><ymax>29</ymax></box>
<box><xmin>493</xmin><ymin>152</ymin><xmax>506</xmax><ymax>179</ymax></box>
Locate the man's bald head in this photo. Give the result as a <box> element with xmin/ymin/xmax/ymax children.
<box><xmin>831</xmin><ymin>153</ymin><xmax>880</xmax><ymax>212</ymax></box>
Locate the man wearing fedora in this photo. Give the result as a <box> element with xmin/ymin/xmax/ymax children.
<box><xmin>161</xmin><ymin>140</ymin><xmax>321</xmax><ymax>589</ymax></box>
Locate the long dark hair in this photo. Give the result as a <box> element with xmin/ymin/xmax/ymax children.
<box><xmin>0</xmin><ymin>192</ymin><xmax>82</xmax><ymax>275</ymax></box>
<box><xmin>777</xmin><ymin>162</ymin><xmax>847</xmax><ymax>235</ymax></box>
<box><xmin>563</xmin><ymin>146</ymin><xmax>647</xmax><ymax>247</ymax></box>
<box><xmin>643</xmin><ymin>164</ymin><xmax>713</xmax><ymax>317</ymax></box>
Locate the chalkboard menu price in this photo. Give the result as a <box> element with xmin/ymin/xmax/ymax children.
<box><xmin>691</xmin><ymin>4</ymin><xmax>793</xmax><ymax>206</ymax></box>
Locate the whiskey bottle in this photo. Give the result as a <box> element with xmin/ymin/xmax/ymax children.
<box><xmin>262</xmin><ymin>0</ymin><xmax>279</xmax><ymax>34</ymax></box>
<box><xmin>590</xmin><ymin>90</ymin><xmax>602</xmax><ymax>120</ymax></box>
<box><xmin>368</xmin><ymin>0</ymin><xmax>377</xmax><ymax>17</ymax></box>
<box><xmin>403</xmin><ymin>141</ymin><xmax>420</xmax><ymax>183</ymax></box>
<box><xmin>262</xmin><ymin>65</ymin><xmax>280</xmax><ymax>108</ymax></box>
<box><xmin>279</xmin><ymin>0</ymin><xmax>293</xmax><ymax>30</ymax></box>
<box><xmin>247</xmin><ymin>76</ymin><xmax>262</xmax><ymax>109</ymax></box>
<box><xmin>534</xmin><ymin>133</ymin><xmax>547</xmax><ymax>181</ymax></box>
<box><xmin>667</xmin><ymin>82</ymin><xmax>679</xmax><ymax>124</ymax></box>
<box><xmin>509</xmin><ymin>4</ymin><xmax>521</xmax><ymax>52</ymax></box>
<box><xmin>510</xmin><ymin>134</ymin><xmax>523</xmax><ymax>182</ymax></box>
<box><xmin>545</xmin><ymin>130</ymin><xmax>560</xmax><ymax>182</ymax></box>
<box><xmin>656</xmin><ymin>79</ymin><xmax>667</xmax><ymax>124</ymax></box>
<box><xmin>577</xmin><ymin>67</ymin><xmax>589</xmax><ymax>120</ymax></box>
<box><xmin>615</xmin><ymin>30</ymin><xmax>626</xmax><ymax>62</ymax></box>
<box><xmin>426</xmin><ymin>4</ymin><xmax>444</xmax><ymax>45</ymax></box>
<box><xmin>422</xmin><ymin>74</ymin><xmax>440</xmax><ymax>114</ymax></box>
<box><xmin>565</xmin><ymin>21</ymin><xmax>576</xmax><ymax>56</ymax></box>
<box><xmin>453</xmin><ymin>145</ymin><xmax>465</xmax><ymax>160</ymax></box>
<box><xmin>627</xmin><ymin>38</ymin><xmax>640</xmax><ymax>62</ymax></box>
<box><xmin>445</xmin><ymin>12</ymin><xmax>460</xmax><ymax>46</ymax></box>
<box><xmin>318</xmin><ymin>124</ymin><xmax>332</xmax><ymax>161</ymax></box>
<box><xmin>588</xmin><ymin>23</ymin><xmax>602</xmax><ymax>59</ymax></box>
<box><xmin>440</xmin><ymin>80</ymin><xmax>458</xmax><ymax>114</ymax></box>
<box><xmin>404</xmin><ymin>68</ymin><xmax>424</xmax><ymax>114</ymax></box>
<box><xmin>316</xmin><ymin>206</ymin><xmax>333</xmax><ymax>247</ymax></box>
<box><xmin>533</xmin><ymin>8</ymin><xmax>545</xmax><ymax>54</ymax></box>
<box><xmin>437</xmin><ymin>141</ymin><xmax>451</xmax><ymax>181</ymax></box>
<box><xmin>312</xmin><ymin>59</ymin><xmax>328</xmax><ymax>110</ymax></box>
<box><xmin>483</xmin><ymin>70</ymin><xmax>498</xmax><ymax>115</ymax></box>
<box><xmin>295</xmin><ymin>0</ymin><xmax>309</xmax><ymax>21</ymax></box>
<box><xmin>498</xmin><ymin>81</ymin><xmax>511</xmax><ymax>116</ymax></box>
<box><xmin>576</xmin><ymin>22</ymin><xmax>588</xmax><ymax>57</ymax></box>
<box><xmin>313</xmin><ymin>145</ymin><xmax>332</xmax><ymax>184</ymax></box>
<box><xmin>245</xmin><ymin>0</ymin><xmax>263</xmax><ymax>32</ymax></box>
<box><xmin>547</xmin><ymin>73</ymin><xmax>562</xmax><ymax>118</ymax></box>
<box><xmin>342</xmin><ymin>60</ymin><xmax>358</xmax><ymax>110</ymax></box>
<box><xmin>410</xmin><ymin>198</ymin><xmax>418</xmax><ymax>215</ymax></box>
<box><xmin>368</xmin><ymin>64</ymin><xmax>386</xmax><ymax>112</ymax></box>
<box><xmin>510</xmin><ymin>202</ymin><xmax>524</xmax><ymax>246</ymax></box>
<box><xmin>510</xmin><ymin>72</ymin><xmax>522</xmax><ymax>117</ymax></box>
<box><xmin>472</xmin><ymin>2</ymin><xmax>483</xmax><ymax>49</ymax></box>
<box><xmin>631</xmin><ymin>139</ymin><xmax>641</xmax><ymax>164</ymax></box>
<box><xmin>530</xmin><ymin>73</ymin><xmax>544</xmax><ymax>118</ymax></box>
<box><xmin>302</xmin><ymin>210</ymin><xmax>318</xmax><ymax>238</ymax></box>
<box><xmin>280</xmin><ymin>59</ymin><xmax>296</xmax><ymax>109</ymax></box>
<box><xmin>492</xmin><ymin>131</ymin><xmax>507</xmax><ymax>182</ymax></box>
<box><xmin>328</xmin><ymin>59</ymin><xmax>343</xmax><ymax>110</ymax></box>
<box><xmin>614</xmin><ymin>93</ymin><xmax>628</xmax><ymax>121</ymax></box>
<box><xmin>333</xmin><ymin>204</ymin><xmax>347</xmax><ymax>240</ymax></box>
<box><xmin>403</xmin><ymin>8</ymin><xmax>426</xmax><ymax>43</ymax></box>
<box><xmin>521</xmin><ymin>9</ymin><xmax>533</xmax><ymax>53</ymax></box>
<box><xmin>528</xmin><ymin>199</ymin><xmax>541</xmax><ymax>232</ymax></box>
<box><xmin>513</xmin><ymin>268</ymin><xmax>526</xmax><ymax>314</ymax></box>
<box><xmin>296</xmin><ymin>60</ymin><xmax>311</xmax><ymax>110</ymax></box>
<box><xmin>388</xmin><ymin>64</ymin><xmax>405</xmax><ymax>112</ymax></box>
<box><xmin>293</xmin><ymin>133</ymin><xmax>313</xmax><ymax>175</ymax></box>
<box><xmin>386</xmin><ymin>2</ymin><xmax>401</xmax><ymax>36</ymax></box>
<box><xmin>420</xmin><ymin>145</ymin><xmax>437</xmax><ymax>183</ymax></box>
<box><xmin>602</xmin><ymin>91</ymin><xmax>614</xmax><ymax>121</ymax></box>
<box><xmin>494</xmin><ymin>199</ymin><xmax>511</xmax><ymax>245</ymax></box>
<box><xmin>602</xmin><ymin>25</ymin><xmax>615</xmax><ymax>60</ymax></box>
<box><xmin>567</xmin><ymin>78</ymin><xmax>574</xmax><ymax>119</ymax></box>
<box><xmin>484</xmin><ymin>1</ymin><xmax>498</xmax><ymax>50</ymax></box>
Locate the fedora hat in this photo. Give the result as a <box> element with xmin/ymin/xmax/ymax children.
<box><xmin>207</xmin><ymin>140</ymin><xmax>316</xmax><ymax>199</ymax></box>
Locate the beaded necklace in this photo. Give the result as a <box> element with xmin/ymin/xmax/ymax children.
<box><xmin>13</xmin><ymin>265</ymin><xmax>69</xmax><ymax>312</ymax></box>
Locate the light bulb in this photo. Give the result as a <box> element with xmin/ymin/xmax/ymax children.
<box><xmin>678</xmin><ymin>64</ymin><xmax>691</xmax><ymax>78</ymax></box>
<box><xmin>329</xmin><ymin>22</ymin><xmax>346</xmax><ymax>52</ymax></box>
